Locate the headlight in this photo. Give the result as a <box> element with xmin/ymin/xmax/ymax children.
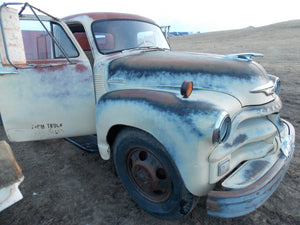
<box><xmin>212</xmin><ymin>112</ymin><xmax>231</xmax><ymax>144</ymax></box>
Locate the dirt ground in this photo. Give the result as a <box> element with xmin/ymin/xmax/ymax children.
<box><xmin>0</xmin><ymin>20</ymin><xmax>299</xmax><ymax>225</ymax></box>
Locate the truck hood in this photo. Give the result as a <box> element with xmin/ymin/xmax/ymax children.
<box><xmin>107</xmin><ymin>51</ymin><xmax>274</xmax><ymax>106</ymax></box>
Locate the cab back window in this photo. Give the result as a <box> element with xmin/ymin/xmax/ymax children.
<box><xmin>20</xmin><ymin>20</ymin><xmax>78</xmax><ymax>60</ymax></box>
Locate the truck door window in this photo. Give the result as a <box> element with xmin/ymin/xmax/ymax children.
<box><xmin>67</xmin><ymin>22</ymin><xmax>94</xmax><ymax>66</ymax></box>
<box><xmin>20</xmin><ymin>20</ymin><xmax>78</xmax><ymax>61</ymax></box>
<box><xmin>52</xmin><ymin>23</ymin><xmax>78</xmax><ymax>58</ymax></box>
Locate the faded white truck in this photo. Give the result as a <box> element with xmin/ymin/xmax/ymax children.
<box><xmin>0</xmin><ymin>2</ymin><xmax>296</xmax><ymax>219</ymax></box>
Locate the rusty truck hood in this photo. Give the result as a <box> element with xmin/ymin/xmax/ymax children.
<box><xmin>107</xmin><ymin>51</ymin><xmax>274</xmax><ymax>106</ymax></box>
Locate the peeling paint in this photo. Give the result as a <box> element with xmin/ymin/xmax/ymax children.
<box><xmin>75</xmin><ymin>63</ymin><xmax>88</xmax><ymax>72</ymax></box>
<box><xmin>0</xmin><ymin>59</ymin><xmax>96</xmax><ymax>141</ymax></box>
<box><xmin>96</xmin><ymin>90</ymin><xmax>220</xmax><ymax>195</ymax></box>
<box><xmin>100</xmin><ymin>89</ymin><xmax>219</xmax><ymax>118</ymax></box>
<box><xmin>63</xmin><ymin>12</ymin><xmax>156</xmax><ymax>25</ymax></box>
<box><xmin>239</xmin><ymin>160</ymin><xmax>269</xmax><ymax>183</ymax></box>
<box><xmin>224</xmin><ymin>134</ymin><xmax>247</xmax><ymax>148</ymax></box>
<box><xmin>108</xmin><ymin>51</ymin><xmax>274</xmax><ymax>106</ymax></box>
<box><xmin>207</xmin><ymin>121</ymin><xmax>295</xmax><ymax>217</ymax></box>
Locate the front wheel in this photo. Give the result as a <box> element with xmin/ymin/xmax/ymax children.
<box><xmin>113</xmin><ymin>127</ymin><xmax>197</xmax><ymax>220</ymax></box>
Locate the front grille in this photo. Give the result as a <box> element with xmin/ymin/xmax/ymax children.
<box><xmin>228</xmin><ymin>116</ymin><xmax>279</xmax><ymax>168</ymax></box>
<box><xmin>209</xmin><ymin>98</ymin><xmax>282</xmax><ymax>184</ymax></box>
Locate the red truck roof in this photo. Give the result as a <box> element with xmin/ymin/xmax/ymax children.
<box><xmin>62</xmin><ymin>12</ymin><xmax>156</xmax><ymax>25</ymax></box>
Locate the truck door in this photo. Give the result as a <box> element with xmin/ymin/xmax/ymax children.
<box><xmin>0</xmin><ymin>5</ymin><xmax>96</xmax><ymax>141</ymax></box>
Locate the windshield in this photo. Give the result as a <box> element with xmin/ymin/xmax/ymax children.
<box><xmin>92</xmin><ymin>20</ymin><xmax>170</xmax><ymax>54</ymax></box>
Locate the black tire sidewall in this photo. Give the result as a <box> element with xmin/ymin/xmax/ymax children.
<box><xmin>113</xmin><ymin>128</ymin><xmax>194</xmax><ymax>219</ymax></box>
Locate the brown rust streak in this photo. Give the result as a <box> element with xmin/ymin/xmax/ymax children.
<box><xmin>109</xmin><ymin>51</ymin><xmax>260</xmax><ymax>77</ymax></box>
<box><xmin>206</xmin><ymin>199</ymin><xmax>222</xmax><ymax>212</ymax></box>
<box><xmin>75</xmin><ymin>63</ymin><xmax>88</xmax><ymax>73</ymax></box>
<box><xmin>63</xmin><ymin>12</ymin><xmax>156</xmax><ymax>25</ymax></box>
<box><xmin>111</xmin><ymin>89</ymin><xmax>178</xmax><ymax>104</ymax></box>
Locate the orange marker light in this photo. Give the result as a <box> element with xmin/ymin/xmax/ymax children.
<box><xmin>181</xmin><ymin>81</ymin><xmax>193</xmax><ymax>98</ymax></box>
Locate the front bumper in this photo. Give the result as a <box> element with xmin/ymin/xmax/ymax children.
<box><xmin>206</xmin><ymin>120</ymin><xmax>295</xmax><ymax>218</ymax></box>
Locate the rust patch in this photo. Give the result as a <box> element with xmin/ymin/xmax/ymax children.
<box><xmin>75</xmin><ymin>63</ymin><xmax>88</xmax><ymax>73</ymax></box>
<box><xmin>207</xmin><ymin>143</ymin><xmax>295</xmax><ymax>217</ymax></box>
<box><xmin>109</xmin><ymin>51</ymin><xmax>265</xmax><ymax>79</ymax></box>
<box><xmin>0</xmin><ymin>6</ymin><xmax>27</xmax><ymax>67</ymax></box>
<box><xmin>100</xmin><ymin>89</ymin><xmax>219</xmax><ymax>119</ymax></box>
<box><xmin>32</xmin><ymin>62</ymin><xmax>68</xmax><ymax>72</ymax></box>
<box><xmin>63</xmin><ymin>12</ymin><xmax>156</xmax><ymax>25</ymax></box>
<box><xmin>107</xmin><ymin>89</ymin><xmax>178</xmax><ymax>104</ymax></box>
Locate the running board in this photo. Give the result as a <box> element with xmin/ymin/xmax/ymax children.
<box><xmin>65</xmin><ymin>135</ymin><xmax>98</xmax><ymax>153</ymax></box>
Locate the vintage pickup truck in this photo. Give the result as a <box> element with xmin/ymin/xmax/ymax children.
<box><xmin>0</xmin><ymin>2</ymin><xmax>296</xmax><ymax>219</ymax></box>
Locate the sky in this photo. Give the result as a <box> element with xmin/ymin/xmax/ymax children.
<box><xmin>1</xmin><ymin>0</ymin><xmax>300</xmax><ymax>32</ymax></box>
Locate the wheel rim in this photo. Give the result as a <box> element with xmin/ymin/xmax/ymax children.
<box><xmin>126</xmin><ymin>147</ymin><xmax>172</xmax><ymax>203</ymax></box>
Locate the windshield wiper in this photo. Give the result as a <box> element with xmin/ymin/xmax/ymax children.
<box><xmin>122</xmin><ymin>46</ymin><xmax>168</xmax><ymax>53</ymax></box>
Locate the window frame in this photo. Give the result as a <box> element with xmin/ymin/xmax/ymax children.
<box><xmin>91</xmin><ymin>19</ymin><xmax>170</xmax><ymax>55</ymax></box>
<box><xmin>20</xmin><ymin>18</ymin><xmax>79</xmax><ymax>61</ymax></box>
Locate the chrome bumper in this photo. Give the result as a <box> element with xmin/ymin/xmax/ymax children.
<box><xmin>206</xmin><ymin>120</ymin><xmax>295</xmax><ymax>218</ymax></box>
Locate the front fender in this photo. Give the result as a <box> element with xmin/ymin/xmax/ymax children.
<box><xmin>95</xmin><ymin>89</ymin><xmax>235</xmax><ymax>195</ymax></box>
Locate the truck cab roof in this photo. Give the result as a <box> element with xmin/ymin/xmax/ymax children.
<box><xmin>62</xmin><ymin>12</ymin><xmax>156</xmax><ymax>25</ymax></box>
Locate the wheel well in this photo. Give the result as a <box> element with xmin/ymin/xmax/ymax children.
<box><xmin>106</xmin><ymin>125</ymin><xmax>155</xmax><ymax>150</ymax></box>
<box><xmin>106</xmin><ymin>125</ymin><xmax>127</xmax><ymax>148</ymax></box>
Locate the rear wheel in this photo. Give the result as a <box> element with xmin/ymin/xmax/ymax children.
<box><xmin>113</xmin><ymin>127</ymin><xmax>196</xmax><ymax>220</ymax></box>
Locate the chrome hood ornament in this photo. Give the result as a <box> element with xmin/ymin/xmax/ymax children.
<box><xmin>226</xmin><ymin>53</ymin><xmax>264</xmax><ymax>62</ymax></box>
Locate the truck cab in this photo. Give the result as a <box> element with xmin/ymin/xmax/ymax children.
<box><xmin>0</xmin><ymin>2</ymin><xmax>295</xmax><ymax>219</ymax></box>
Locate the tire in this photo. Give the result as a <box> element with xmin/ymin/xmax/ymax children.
<box><xmin>113</xmin><ymin>127</ymin><xmax>197</xmax><ymax>220</ymax></box>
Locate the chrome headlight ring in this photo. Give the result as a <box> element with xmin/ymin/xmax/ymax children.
<box><xmin>212</xmin><ymin>112</ymin><xmax>231</xmax><ymax>144</ymax></box>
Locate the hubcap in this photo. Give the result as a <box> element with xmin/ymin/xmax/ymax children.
<box><xmin>127</xmin><ymin>147</ymin><xmax>172</xmax><ymax>203</ymax></box>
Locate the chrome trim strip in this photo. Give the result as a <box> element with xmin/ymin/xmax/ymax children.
<box><xmin>250</xmin><ymin>81</ymin><xmax>275</xmax><ymax>96</ymax></box>
<box><xmin>212</xmin><ymin>111</ymin><xmax>231</xmax><ymax>144</ymax></box>
<box><xmin>225</xmin><ymin>53</ymin><xmax>264</xmax><ymax>62</ymax></box>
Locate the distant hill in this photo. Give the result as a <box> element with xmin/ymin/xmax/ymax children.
<box><xmin>169</xmin><ymin>19</ymin><xmax>300</xmax><ymax>62</ymax></box>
